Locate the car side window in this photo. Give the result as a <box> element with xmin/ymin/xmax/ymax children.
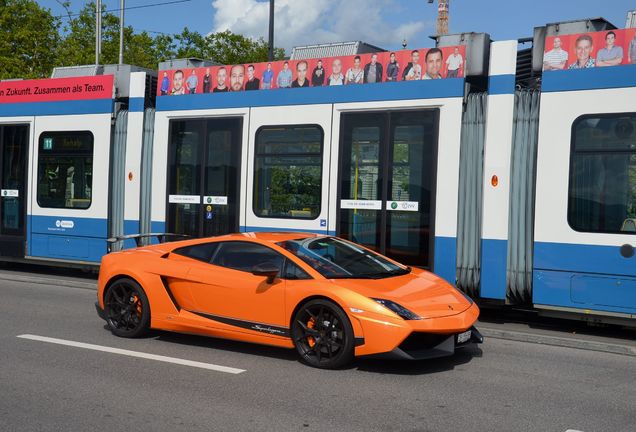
<box><xmin>173</xmin><ymin>243</ymin><xmax>219</xmax><ymax>263</ymax></box>
<box><xmin>283</xmin><ymin>260</ymin><xmax>312</xmax><ymax>280</ymax></box>
<box><xmin>212</xmin><ymin>241</ymin><xmax>284</xmax><ymax>273</ymax></box>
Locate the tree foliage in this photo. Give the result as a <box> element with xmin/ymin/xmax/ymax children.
<box><xmin>0</xmin><ymin>0</ymin><xmax>286</xmax><ymax>79</ymax></box>
<box><xmin>0</xmin><ymin>0</ymin><xmax>61</xmax><ymax>79</ymax></box>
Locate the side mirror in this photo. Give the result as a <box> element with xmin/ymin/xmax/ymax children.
<box><xmin>251</xmin><ymin>262</ymin><xmax>280</xmax><ymax>284</ymax></box>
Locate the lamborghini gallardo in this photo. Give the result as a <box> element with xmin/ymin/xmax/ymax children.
<box><xmin>96</xmin><ymin>232</ymin><xmax>482</xmax><ymax>369</ymax></box>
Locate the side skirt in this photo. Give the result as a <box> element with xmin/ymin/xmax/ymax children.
<box><xmin>188</xmin><ymin>310</ymin><xmax>291</xmax><ymax>338</ymax></box>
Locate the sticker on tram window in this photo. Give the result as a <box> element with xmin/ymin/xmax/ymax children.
<box><xmin>387</xmin><ymin>201</ymin><xmax>419</xmax><ymax>211</ymax></box>
<box><xmin>43</xmin><ymin>138</ymin><xmax>53</xmax><ymax>150</ymax></box>
<box><xmin>169</xmin><ymin>195</ymin><xmax>201</xmax><ymax>204</ymax></box>
<box><xmin>203</xmin><ymin>196</ymin><xmax>228</xmax><ymax>205</ymax></box>
<box><xmin>340</xmin><ymin>200</ymin><xmax>382</xmax><ymax>210</ymax></box>
<box><xmin>1</xmin><ymin>189</ymin><xmax>19</xmax><ymax>197</ymax></box>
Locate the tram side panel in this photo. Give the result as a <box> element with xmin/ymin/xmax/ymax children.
<box><xmin>152</xmin><ymin>78</ymin><xmax>465</xmax><ymax>282</ymax></box>
<box><xmin>0</xmin><ymin>116</ymin><xmax>34</xmax><ymax>259</ymax></box>
<box><xmin>151</xmin><ymin>106</ymin><xmax>251</xmax><ymax>238</ymax></box>
<box><xmin>245</xmin><ymin>104</ymin><xmax>333</xmax><ymax>235</ymax></box>
<box><xmin>479</xmin><ymin>40</ymin><xmax>518</xmax><ymax>300</ymax></box>
<box><xmin>123</xmin><ymin>72</ymin><xmax>151</xmax><ymax>245</ymax></box>
<box><xmin>330</xmin><ymin>95</ymin><xmax>464</xmax><ymax>280</ymax></box>
<box><xmin>29</xmin><ymin>113</ymin><xmax>113</xmax><ymax>264</ymax></box>
<box><xmin>0</xmin><ymin>75</ymin><xmax>115</xmax><ymax>265</ymax></box>
<box><xmin>534</xmin><ymin>69</ymin><xmax>636</xmax><ymax>319</ymax></box>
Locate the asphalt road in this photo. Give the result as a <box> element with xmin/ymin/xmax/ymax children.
<box><xmin>0</xmin><ymin>278</ymin><xmax>634</xmax><ymax>432</ymax></box>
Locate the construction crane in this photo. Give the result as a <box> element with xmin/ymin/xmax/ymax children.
<box><xmin>427</xmin><ymin>0</ymin><xmax>449</xmax><ymax>35</ymax></box>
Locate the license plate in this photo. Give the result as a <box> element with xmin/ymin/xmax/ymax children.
<box><xmin>457</xmin><ymin>330</ymin><xmax>471</xmax><ymax>344</ymax></box>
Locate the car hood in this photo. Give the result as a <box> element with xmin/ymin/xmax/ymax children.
<box><xmin>331</xmin><ymin>270</ymin><xmax>473</xmax><ymax>319</ymax></box>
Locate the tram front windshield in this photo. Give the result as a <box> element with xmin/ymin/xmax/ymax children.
<box><xmin>277</xmin><ymin>237</ymin><xmax>410</xmax><ymax>279</ymax></box>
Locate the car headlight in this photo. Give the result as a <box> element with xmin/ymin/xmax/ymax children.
<box><xmin>372</xmin><ymin>298</ymin><xmax>422</xmax><ymax>320</ymax></box>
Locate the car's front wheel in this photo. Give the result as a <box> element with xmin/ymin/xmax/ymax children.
<box><xmin>104</xmin><ymin>277</ymin><xmax>150</xmax><ymax>338</ymax></box>
<box><xmin>291</xmin><ymin>299</ymin><xmax>354</xmax><ymax>369</ymax></box>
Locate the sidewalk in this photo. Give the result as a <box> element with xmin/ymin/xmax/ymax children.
<box><xmin>478</xmin><ymin>310</ymin><xmax>636</xmax><ymax>357</ymax></box>
<box><xmin>0</xmin><ymin>264</ymin><xmax>97</xmax><ymax>290</ymax></box>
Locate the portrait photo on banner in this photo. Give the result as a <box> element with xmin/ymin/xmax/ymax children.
<box><xmin>543</xmin><ymin>28</ymin><xmax>636</xmax><ymax>71</ymax></box>
<box><xmin>156</xmin><ymin>46</ymin><xmax>467</xmax><ymax>96</ymax></box>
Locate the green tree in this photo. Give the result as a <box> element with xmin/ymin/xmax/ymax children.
<box><xmin>0</xmin><ymin>0</ymin><xmax>60</xmax><ymax>79</ymax></box>
<box><xmin>126</xmin><ymin>31</ymin><xmax>160</xmax><ymax>70</ymax></box>
<box><xmin>203</xmin><ymin>30</ymin><xmax>286</xmax><ymax>65</ymax></box>
<box><xmin>155</xmin><ymin>28</ymin><xmax>286</xmax><ymax>65</ymax></box>
<box><xmin>57</xmin><ymin>1</ymin><xmax>130</xmax><ymax>67</ymax></box>
<box><xmin>2</xmin><ymin>0</ymin><xmax>287</xmax><ymax>78</ymax></box>
<box><xmin>172</xmin><ymin>27</ymin><xmax>208</xmax><ymax>59</ymax></box>
<box><xmin>57</xmin><ymin>2</ymin><xmax>286</xmax><ymax>70</ymax></box>
<box><xmin>56</xmin><ymin>2</ymin><xmax>169</xmax><ymax>70</ymax></box>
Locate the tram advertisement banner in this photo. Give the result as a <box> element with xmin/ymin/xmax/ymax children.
<box><xmin>0</xmin><ymin>75</ymin><xmax>114</xmax><ymax>104</ymax></box>
<box><xmin>543</xmin><ymin>27</ymin><xmax>636</xmax><ymax>71</ymax></box>
<box><xmin>157</xmin><ymin>46</ymin><xmax>466</xmax><ymax>96</ymax></box>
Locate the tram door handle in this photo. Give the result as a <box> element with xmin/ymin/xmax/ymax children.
<box><xmin>619</xmin><ymin>244</ymin><xmax>635</xmax><ymax>258</ymax></box>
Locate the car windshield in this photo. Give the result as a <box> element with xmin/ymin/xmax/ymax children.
<box><xmin>276</xmin><ymin>237</ymin><xmax>410</xmax><ymax>279</ymax></box>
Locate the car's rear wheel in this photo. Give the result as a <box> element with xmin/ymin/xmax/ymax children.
<box><xmin>104</xmin><ymin>278</ymin><xmax>150</xmax><ymax>338</ymax></box>
<box><xmin>291</xmin><ymin>299</ymin><xmax>354</xmax><ymax>369</ymax></box>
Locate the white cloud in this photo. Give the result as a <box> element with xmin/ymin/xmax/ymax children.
<box><xmin>211</xmin><ymin>0</ymin><xmax>429</xmax><ymax>53</ymax></box>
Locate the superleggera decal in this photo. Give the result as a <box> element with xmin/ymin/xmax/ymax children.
<box><xmin>189</xmin><ymin>310</ymin><xmax>290</xmax><ymax>337</ymax></box>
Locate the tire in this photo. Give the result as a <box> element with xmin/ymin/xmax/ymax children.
<box><xmin>103</xmin><ymin>277</ymin><xmax>150</xmax><ymax>338</ymax></box>
<box><xmin>291</xmin><ymin>299</ymin><xmax>355</xmax><ymax>369</ymax></box>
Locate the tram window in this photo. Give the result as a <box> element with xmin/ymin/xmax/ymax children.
<box><xmin>568</xmin><ymin>115</ymin><xmax>636</xmax><ymax>234</ymax></box>
<box><xmin>253</xmin><ymin>125</ymin><xmax>323</xmax><ymax>219</ymax></box>
<box><xmin>37</xmin><ymin>131</ymin><xmax>94</xmax><ymax>210</ymax></box>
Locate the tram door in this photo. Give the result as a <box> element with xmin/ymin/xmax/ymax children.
<box><xmin>337</xmin><ymin>110</ymin><xmax>439</xmax><ymax>268</ymax></box>
<box><xmin>0</xmin><ymin>125</ymin><xmax>29</xmax><ymax>257</ymax></box>
<box><xmin>166</xmin><ymin>118</ymin><xmax>242</xmax><ymax>238</ymax></box>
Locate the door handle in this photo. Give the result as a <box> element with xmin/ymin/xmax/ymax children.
<box><xmin>619</xmin><ymin>244</ymin><xmax>635</xmax><ymax>258</ymax></box>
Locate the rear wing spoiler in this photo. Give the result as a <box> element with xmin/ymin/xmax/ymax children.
<box><xmin>106</xmin><ymin>233</ymin><xmax>190</xmax><ymax>251</ymax></box>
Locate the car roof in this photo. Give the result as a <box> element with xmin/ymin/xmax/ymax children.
<box><xmin>229</xmin><ymin>232</ymin><xmax>323</xmax><ymax>243</ymax></box>
<box><xmin>177</xmin><ymin>231</ymin><xmax>324</xmax><ymax>247</ymax></box>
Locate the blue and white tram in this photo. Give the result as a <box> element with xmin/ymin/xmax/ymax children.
<box><xmin>532</xmin><ymin>63</ymin><xmax>636</xmax><ymax>321</ymax></box>
<box><xmin>0</xmin><ymin>68</ymin><xmax>154</xmax><ymax>265</ymax></box>
<box><xmin>475</xmin><ymin>20</ymin><xmax>636</xmax><ymax>323</ymax></box>
<box><xmin>0</xmin><ymin>14</ymin><xmax>634</xmax><ymax>325</ymax></box>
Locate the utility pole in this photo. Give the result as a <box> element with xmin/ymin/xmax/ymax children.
<box><xmin>119</xmin><ymin>0</ymin><xmax>125</xmax><ymax>64</ymax></box>
<box><xmin>268</xmin><ymin>0</ymin><xmax>274</xmax><ymax>61</ymax></box>
<box><xmin>95</xmin><ymin>0</ymin><xmax>102</xmax><ymax>65</ymax></box>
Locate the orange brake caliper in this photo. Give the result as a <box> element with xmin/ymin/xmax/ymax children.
<box><xmin>307</xmin><ymin>317</ymin><xmax>316</xmax><ymax>348</ymax></box>
<box><xmin>133</xmin><ymin>295</ymin><xmax>142</xmax><ymax>317</ymax></box>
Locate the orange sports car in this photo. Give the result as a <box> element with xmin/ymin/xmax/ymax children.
<box><xmin>95</xmin><ymin>232</ymin><xmax>482</xmax><ymax>369</ymax></box>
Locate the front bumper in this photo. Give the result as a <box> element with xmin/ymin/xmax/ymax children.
<box><xmin>373</xmin><ymin>326</ymin><xmax>483</xmax><ymax>360</ymax></box>
<box><xmin>95</xmin><ymin>301</ymin><xmax>106</xmax><ymax>320</ymax></box>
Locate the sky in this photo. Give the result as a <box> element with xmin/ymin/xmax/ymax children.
<box><xmin>41</xmin><ymin>0</ymin><xmax>636</xmax><ymax>54</ymax></box>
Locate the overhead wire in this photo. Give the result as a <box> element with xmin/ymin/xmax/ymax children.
<box><xmin>55</xmin><ymin>0</ymin><xmax>202</xmax><ymax>19</ymax></box>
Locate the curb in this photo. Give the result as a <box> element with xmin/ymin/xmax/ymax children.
<box><xmin>480</xmin><ymin>327</ymin><xmax>636</xmax><ymax>357</ymax></box>
<box><xmin>0</xmin><ymin>273</ymin><xmax>97</xmax><ymax>291</ymax></box>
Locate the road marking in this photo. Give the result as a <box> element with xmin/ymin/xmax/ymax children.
<box><xmin>17</xmin><ymin>334</ymin><xmax>246</xmax><ymax>375</ymax></box>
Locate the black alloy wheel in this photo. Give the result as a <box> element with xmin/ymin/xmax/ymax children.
<box><xmin>104</xmin><ymin>278</ymin><xmax>150</xmax><ymax>338</ymax></box>
<box><xmin>291</xmin><ymin>299</ymin><xmax>354</xmax><ymax>369</ymax></box>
